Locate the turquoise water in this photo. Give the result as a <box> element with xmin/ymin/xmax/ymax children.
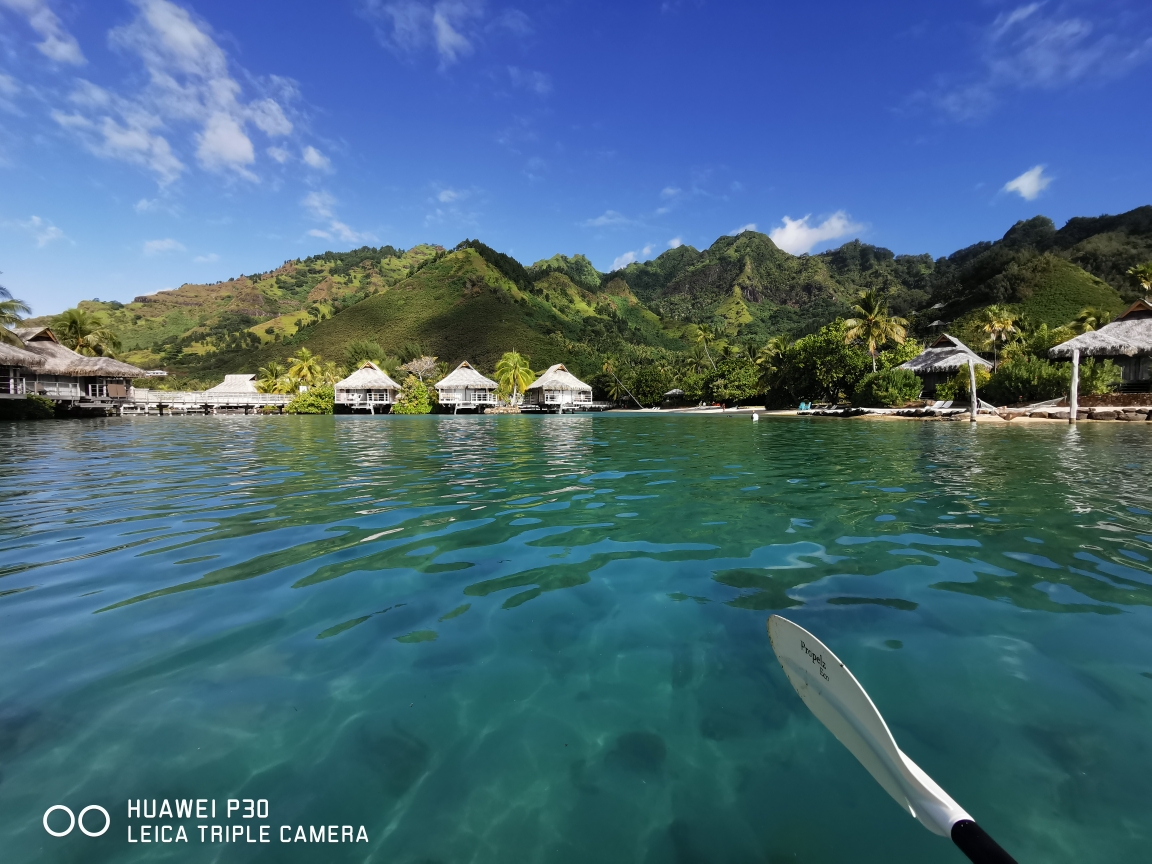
<box><xmin>2</xmin><ymin>415</ymin><xmax>1152</xmax><ymax>863</ymax></box>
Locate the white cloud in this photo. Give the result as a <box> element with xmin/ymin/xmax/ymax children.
<box><xmin>301</xmin><ymin>190</ymin><xmax>374</xmax><ymax>244</ymax></box>
<box><xmin>267</xmin><ymin>146</ymin><xmax>290</xmax><ymax>163</ymax></box>
<box><xmin>48</xmin><ymin>0</ymin><xmax>303</xmax><ymax>184</ymax></box>
<box><xmin>641</xmin><ymin>243</ymin><xmax>654</xmax><ymax>256</ymax></box>
<box><xmin>196</xmin><ymin>112</ymin><xmax>255</xmax><ymax>174</ymax></box>
<box><xmin>1003</xmin><ymin>164</ymin><xmax>1052</xmax><ymax>200</ymax></box>
<box><xmin>194</xmin><ymin>252</ymin><xmax>219</xmax><ymax>262</ymax></box>
<box><xmin>0</xmin><ymin>72</ymin><xmax>19</xmax><ymax>98</ymax></box>
<box><xmin>660</xmin><ymin>186</ymin><xmax>681</xmax><ymax>199</ymax></box>
<box><xmin>11</xmin><ymin>214</ymin><xmax>65</xmax><ymax>246</ymax></box>
<box><xmin>302</xmin><ymin>145</ymin><xmax>331</xmax><ymax>170</ymax></box>
<box><xmin>0</xmin><ymin>0</ymin><xmax>86</xmax><ymax>65</ymax></box>
<box><xmin>143</xmin><ymin>237</ymin><xmax>185</xmax><ymax>255</ymax></box>
<box><xmin>508</xmin><ymin>66</ymin><xmax>551</xmax><ymax>95</ymax></box>
<box><xmin>768</xmin><ymin>211</ymin><xmax>862</xmax><ymax>254</ymax></box>
<box><xmin>668</xmin><ymin>237</ymin><xmax>682</xmax><ymax>248</ymax></box>
<box><xmin>729</xmin><ymin>223</ymin><xmax>757</xmax><ymax>236</ymax></box>
<box><xmin>364</xmin><ymin>0</ymin><xmax>486</xmax><ymax>68</ymax></box>
<box><xmin>929</xmin><ymin>4</ymin><xmax>1152</xmax><ymax>121</ymax></box>
<box><xmin>437</xmin><ymin>186</ymin><xmax>467</xmax><ymax>203</ymax></box>
<box><xmin>583</xmin><ymin>209</ymin><xmax>632</xmax><ymax>228</ymax></box>
<box><xmin>612</xmin><ymin>250</ymin><xmax>636</xmax><ymax>270</ymax></box>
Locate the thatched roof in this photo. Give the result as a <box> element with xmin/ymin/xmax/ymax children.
<box><xmin>435</xmin><ymin>361</ymin><xmax>497</xmax><ymax>390</ymax></box>
<box><xmin>1049</xmin><ymin>299</ymin><xmax>1152</xmax><ymax>359</ymax></box>
<box><xmin>16</xmin><ymin>337</ymin><xmax>145</xmax><ymax>377</ymax></box>
<box><xmin>336</xmin><ymin>361</ymin><xmax>401</xmax><ymax>391</ymax></box>
<box><xmin>14</xmin><ymin>326</ymin><xmax>57</xmax><ymax>343</ymax></box>
<box><xmin>898</xmin><ymin>334</ymin><xmax>991</xmax><ymax>374</ymax></box>
<box><xmin>526</xmin><ymin>363</ymin><xmax>592</xmax><ymax>392</ymax></box>
<box><xmin>0</xmin><ymin>339</ymin><xmax>45</xmax><ymax>368</ymax></box>
<box><xmin>206</xmin><ymin>374</ymin><xmax>258</xmax><ymax>394</ymax></box>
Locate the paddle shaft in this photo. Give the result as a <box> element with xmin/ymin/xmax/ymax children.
<box><xmin>951</xmin><ymin>820</ymin><xmax>1019</xmax><ymax>864</ymax></box>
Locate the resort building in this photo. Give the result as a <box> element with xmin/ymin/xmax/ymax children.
<box><xmin>524</xmin><ymin>363</ymin><xmax>593</xmax><ymax>410</ymax></box>
<box><xmin>1049</xmin><ymin>299</ymin><xmax>1152</xmax><ymax>391</ymax></box>
<box><xmin>1</xmin><ymin>341</ymin><xmax>46</xmax><ymax>397</ymax></box>
<box><xmin>335</xmin><ymin>361</ymin><xmax>401</xmax><ymax>412</ymax></box>
<box><xmin>897</xmin><ymin>334</ymin><xmax>991</xmax><ymax>395</ymax></box>
<box><xmin>435</xmin><ymin>361</ymin><xmax>498</xmax><ymax>412</ymax></box>
<box><xmin>206</xmin><ymin>374</ymin><xmax>261</xmax><ymax>395</ymax></box>
<box><xmin>6</xmin><ymin>327</ymin><xmax>144</xmax><ymax>405</ymax></box>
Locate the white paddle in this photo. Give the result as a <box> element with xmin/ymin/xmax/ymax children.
<box><xmin>767</xmin><ymin>615</ymin><xmax>1018</xmax><ymax>863</ymax></box>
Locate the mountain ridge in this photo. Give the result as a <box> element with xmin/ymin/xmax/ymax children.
<box><xmin>20</xmin><ymin>206</ymin><xmax>1151</xmax><ymax>382</ymax></box>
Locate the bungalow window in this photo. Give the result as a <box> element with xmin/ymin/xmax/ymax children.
<box><xmin>2</xmin><ymin>370</ymin><xmax>26</xmax><ymax>395</ymax></box>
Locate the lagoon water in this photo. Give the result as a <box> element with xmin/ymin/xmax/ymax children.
<box><xmin>2</xmin><ymin>415</ymin><xmax>1152</xmax><ymax>863</ymax></box>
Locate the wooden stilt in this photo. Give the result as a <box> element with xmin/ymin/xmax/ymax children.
<box><xmin>1069</xmin><ymin>348</ymin><xmax>1080</xmax><ymax>424</ymax></box>
<box><xmin>968</xmin><ymin>358</ymin><xmax>978</xmax><ymax>423</ymax></box>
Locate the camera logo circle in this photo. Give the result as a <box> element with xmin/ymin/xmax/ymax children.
<box><xmin>43</xmin><ymin>805</ymin><xmax>110</xmax><ymax>838</ymax></box>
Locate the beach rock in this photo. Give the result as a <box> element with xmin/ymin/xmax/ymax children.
<box><xmin>1090</xmin><ymin>411</ymin><xmax>1117</xmax><ymax>421</ymax></box>
<box><xmin>1121</xmin><ymin>412</ymin><xmax>1142</xmax><ymax>421</ymax></box>
<box><xmin>1031</xmin><ymin>411</ymin><xmax>1048</xmax><ymax>419</ymax></box>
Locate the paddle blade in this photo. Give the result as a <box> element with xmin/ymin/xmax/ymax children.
<box><xmin>767</xmin><ymin>615</ymin><xmax>970</xmax><ymax>837</ymax></box>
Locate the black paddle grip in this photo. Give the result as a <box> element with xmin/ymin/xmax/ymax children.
<box><xmin>950</xmin><ymin>820</ymin><xmax>1018</xmax><ymax>864</ymax></box>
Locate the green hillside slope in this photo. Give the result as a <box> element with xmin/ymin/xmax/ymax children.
<box><xmin>179</xmin><ymin>246</ymin><xmax>685</xmax><ymax>382</ymax></box>
<box><xmin>20</xmin><ymin>205</ymin><xmax>1151</xmax><ymax>389</ymax></box>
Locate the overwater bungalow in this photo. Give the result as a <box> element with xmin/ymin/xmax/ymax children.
<box><xmin>9</xmin><ymin>327</ymin><xmax>144</xmax><ymax>405</ymax></box>
<box><xmin>335</xmin><ymin>361</ymin><xmax>401</xmax><ymax>413</ymax></box>
<box><xmin>1</xmin><ymin>341</ymin><xmax>46</xmax><ymax>396</ymax></box>
<box><xmin>435</xmin><ymin>361</ymin><xmax>498</xmax><ymax>412</ymax></box>
<box><xmin>897</xmin><ymin>334</ymin><xmax>991</xmax><ymax>395</ymax></box>
<box><xmin>1049</xmin><ymin>299</ymin><xmax>1152</xmax><ymax>391</ymax></box>
<box><xmin>524</xmin><ymin>363</ymin><xmax>593</xmax><ymax>411</ymax></box>
<box><xmin>206</xmin><ymin>374</ymin><xmax>260</xmax><ymax>394</ymax></box>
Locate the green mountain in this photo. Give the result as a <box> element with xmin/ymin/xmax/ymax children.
<box><xmin>611</xmin><ymin>232</ymin><xmax>853</xmax><ymax>339</ymax></box>
<box><xmin>22</xmin><ymin>206</ymin><xmax>1151</xmax><ymax>388</ymax></box>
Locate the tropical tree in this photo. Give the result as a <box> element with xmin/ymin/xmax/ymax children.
<box><xmin>256</xmin><ymin>361</ymin><xmax>289</xmax><ymax>394</ymax></box>
<box><xmin>843</xmin><ymin>290</ymin><xmax>907</xmax><ymax>372</ymax></box>
<box><xmin>401</xmin><ymin>355</ymin><xmax>438</xmax><ymax>382</ymax></box>
<box><xmin>320</xmin><ymin>361</ymin><xmax>345</xmax><ymax>385</ymax></box>
<box><xmin>53</xmin><ymin>307</ymin><xmax>121</xmax><ymax>356</ymax></box>
<box><xmin>978</xmin><ymin>305</ymin><xmax>1017</xmax><ymax>369</ymax></box>
<box><xmin>692</xmin><ymin>324</ymin><xmax>718</xmax><ymax>370</ymax></box>
<box><xmin>495</xmin><ymin>350</ymin><xmax>535</xmax><ymax>404</ymax></box>
<box><xmin>1127</xmin><ymin>262</ymin><xmax>1152</xmax><ymax>293</ymax></box>
<box><xmin>344</xmin><ymin>339</ymin><xmax>385</xmax><ymax>368</ymax></box>
<box><xmin>0</xmin><ymin>283</ymin><xmax>31</xmax><ymax>345</ymax></box>
<box><xmin>1070</xmin><ymin>307</ymin><xmax>1113</xmax><ymax>334</ymax></box>
<box><xmin>288</xmin><ymin>348</ymin><xmax>322</xmax><ymax>387</ymax></box>
<box><xmin>392</xmin><ymin>376</ymin><xmax>433</xmax><ymax>414</ymax></box>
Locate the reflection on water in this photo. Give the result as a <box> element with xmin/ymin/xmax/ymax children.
<box><xmin>2</xmin><ymin>415</ymin><xmax>1152</xmax><ymax>863</ymax></box>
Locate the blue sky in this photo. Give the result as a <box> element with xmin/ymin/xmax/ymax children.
<box><xmin>1</xmin><ymin>0</ymin><xmax>1150</xmax><ymax>315</ymax></box>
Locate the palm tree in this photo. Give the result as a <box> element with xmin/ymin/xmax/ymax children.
<box><xmin>0</xmin><ymin>283</ymin><xmax>31</xmax><ymax>346</ymax></box>
<box><xmin>495</xmin><ymin>350</ymin><xmax>535</xmax><ymax>404</ymax></box>
<box><xmin>1127</xmin><ymin>262</ymin><xmax>1152</xmax><ymax>294</ymax></box>
<box><xmin>978</xmin><ymin>305</ymin><xmax>1016</xmax><ymax>369</ymax></box>
<box><xmin>1070</xmin><ymin>307</ymin><xmax>1113</xmax><ymax>334</ymax></box>
<box><xmin>320</xmin><ymin>361</ymin><xmax>344</xmax><ymax>385</ymax></box>
<box><xmin>344</xmin><ymin>339</ymin><xmax>385</xmax><ymax>368</ymax></box>
<box><xmin>844</xmin><ymin>290</ymin><xmax>907</xmax><ymax>372</ymax></box>
<box><xmin>53</xmin><ymin>307</ymin><xmax>121</xmax><ymax>356</ymax></box>
<box><xmin>693</xmin><ymin>324</ymin><xmax>718</xmax><ymax>370</ymax></box>
<box><xmin>256</xmin><ymin>361</ymin><xmax>288</xmax><ymax>393</ymax></box>
<box><xmin>288</xmin><ymin>348</ymin><xmax>322</xmax><ymax>387</ymax></box>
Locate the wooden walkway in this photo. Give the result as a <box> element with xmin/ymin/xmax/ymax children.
<box><xmin>121</xmin><ymin>389</ymin><xmax>293</xmax><ymax>415</ymax></box>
